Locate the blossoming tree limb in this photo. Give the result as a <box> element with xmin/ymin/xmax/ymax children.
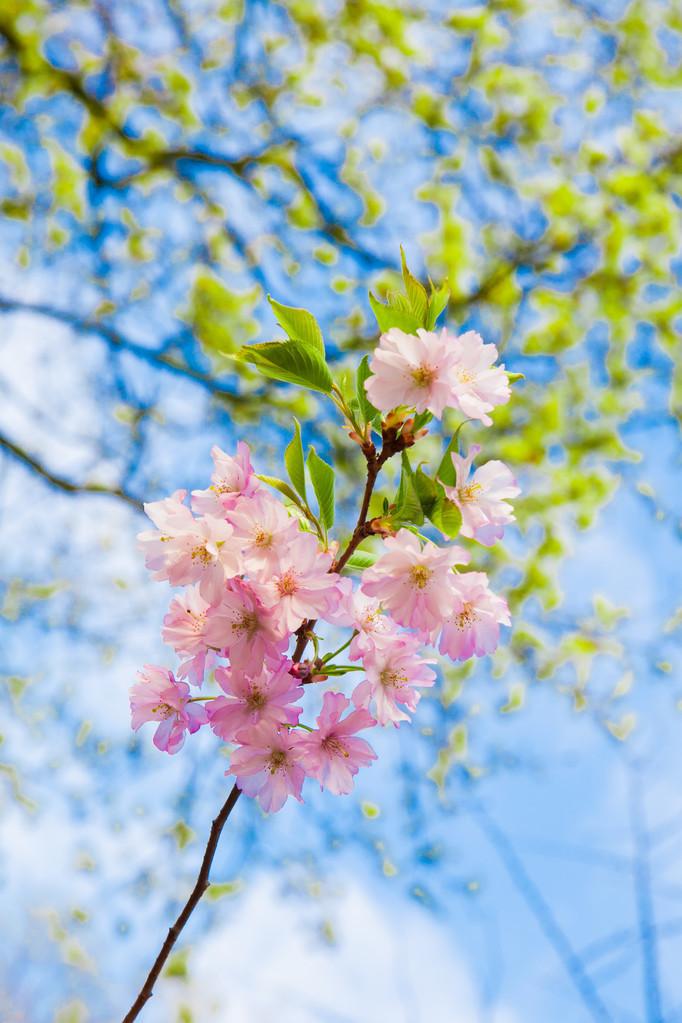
<box><xmin>122</xmin><ymin>253</ymin><xmax>521</xmax><ymax>1021</ymax></box>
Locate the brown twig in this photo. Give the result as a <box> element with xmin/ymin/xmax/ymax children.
<box><xmin>122</xmin><ymin>783</ymin><xmax>242</xmax><ymax>1022</ymax></box>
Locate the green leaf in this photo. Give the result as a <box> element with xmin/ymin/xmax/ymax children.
<box><xmin>412</xmin><ymin>410</ymin><xmax>433</xmax><ymax>432</ymax></box>
<box><xmin>284</xmin><ymin>418</ymin><xmax>307</xmax><ymax>500</ymax></box>
<box><xmin>394</xmin><ymin>452</ymin><xmax>424</xmax><ymax>525</ymax></box>
<box><xmin>239</xmin><ymin>339</ymin><xmax>333</xmax><ymax>393</ymax></box>
<box><xmin>267</xmin><ymin>296</ymin><xmax>325</xmax><ymax>355</ymax></box>
<box><xmin>507</xmin><ymin>371</ymin><xmax>525</xmax><ymax>384</ymax></box>
<box><xmin>429</xmin><ymin>489</ymin><xmax>462</xmax><ymax>538</ymax></box>
<box><xmin>436</xmin><ymin>436</ymin><xmax>459</xmax><ymax>487</ymax></box>
<box><xmin>414</xmin><ymin>466</ymin><xmax>438</xmax><ymax>516</ymax></box>
<box><xmin>307</xmin><ymin>447</ymin><xmax>335</xmax><ymax>529</ymax></box>
<box><xmin>344</xmin><ymin>551</ymin><xmax>377</xmax><ymax>571</ymax></box>
<box><xmin>207</xmin><ymin>880</ymin><xmax>243</xmax><ymax>900</ymax></box>
<box><xmin>356</xmin><ymin>355</ymin><xmax>379</xmax><ymax>424</ymax></box>
<box><xmin>256</xmin><ymin>474</ymin><xmax>305</xmax><ymax>510</ymax></box>
<box><xmin>369</xmin><ymin>292</ymin><xmax>421</xmax><ymax>334</ymax></box>
<box><xmin>426</xmin><ymin>281</ymin><xmax>450</xmax><ymax>330</ymax></box>
<box><xmin>400</xmin><ymin>246</ymin><xmax>428</xmax><ymax>324</ymax></box>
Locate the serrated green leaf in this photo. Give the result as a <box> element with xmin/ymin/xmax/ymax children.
<box><xmin>256</xmin><ymin>474</ymin><xmax>305</xmax><ymax>510</ymax></box>
<box><xmin>414</xmin><ymin>466</ymin><xmax>438</xmax><ymax>516</ymax></box>
<box><xmin>400</xmin><ymin>246</ymin><xmax>428</xmax><ymax>324</ymax></box>
<box><xmin>426</xmin><ymin>282</ymin><xmax>450</xmax><ymax>329</ymax></box>
<box><xmin>307</xmin><ymin>447</ymin><xmax>335</xmax><ymax>530</ymax></box>
<box><xmin>267</xmin><ymin>296</ymin><xmax>324</xmax><ymax>355</ymax></box>
<box><xmin>429</xmin><ymin>489</ymin><xmax>462</xmax><ymax>538</ymax></box>
<box><xmin>239</xmin><ymin>340</ymin><xmax>333</xmax><ymax>393</ymax></box>
<box><xmin>394</xmin><ymin>452</ymin><xmax>424</xmax><ymax>525</ymax></box>
<box><xmin>369</xmin><ymin>292</ymin><xmax>421</xmax><ymax>334</ymax></box>
<box><xmin>284</xmin><ymin>418</ymin><xmax>307</xmax><ymax>500</ymax></box>
<box><xmin>356</xmin><ymin>355</ymin><xmax>379</xmax><ymax>424</ymax></box>
<box><xmin>344</xmin><ymin>551</ymin><xmax>377</xmax><ymax>571</ymax></box>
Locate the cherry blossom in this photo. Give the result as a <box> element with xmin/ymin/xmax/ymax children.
<box><xmin>440</xmin><ymin>445</ymin><xmax>520</xmax><ymax>546</ymax></box>
<box><xmin>252</xmin><ymin>532</ymin><xmax>343</xmax><ymax>635</ymax></box>
<box><xmin>137</xmin><ymin>492</ymin><xmax>241</xmax><ymax>603</ymax></box>
<box><xmin>227</xmin><ymin>491</ymin><xmax>300</xmax><ymax>574</ymax></box>
<box><xmin>130</xmin><ymin>665</ymin><xmax>208</xmax><ymax>754</ymax></box>
<box><xmin>228</xmin><ymin>721</ymin><xmax>306</xmax><ymax>813</ymax></box>
<box><xmin>296</xmin><ymin>692</ymin><xmax>377</xmax><ymax>795</ymax></box>
<box><xmin>449</xmin><ymin>330</ymin><xmax>510</xmax><ymax>426</ymax></box>
<box><xmin>361</xmin><ymin>528</ymin><xmax>468</xmax><ymax>639</ymax></box>
<box><xmin>364</xmin><ymin>327</ymin><xmax>462</xmax><ymax>418</ymax></box>
<box><xmin>436</xmin><ymin>571</ymin><xmax>511</xmax><ymax>662</ymax></box>
<box><xmin>204</xmin><ymin>578</ymin><xmax>286</xmax><ymax>669</ymax></box>
<box><xmin>208</xmin><ymin>658</ymin><xmax>302</xmax><ymax>742</ymax></box>
<box><xmin>162</xmin><ymin>583</ymin><xmax>213</xmax><ymax>685</ymax></box>
<box><xmin>191</xmin><ymin>442</ymin><xmax>259</xmax><ymax>516</ymax></box>
<box><xmin>353</xmin><ymin>635</ymin><xmax>436</xmax><ymax>726</ymax></box>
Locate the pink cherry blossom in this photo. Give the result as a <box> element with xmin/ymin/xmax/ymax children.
<box><xmin>227</xmin><ymin>491</ymin><xmax>300</xmax><ymax>575</ymax></box>
<box><xmin>347</xmin><ymin>591</ymin><xmax>401</xmax><ymax>661</ymax></box>
<box><xmin>203</xmin><ymin>578</ymin><xmax>287</xmax><ymax>670</ymax></box>
<box><xmin>162</xmin><ymin>584</ymin><xmax>214</xmax><ymax>685</ymax></box>
<box><xmin>138</xmin><ymin>492</ymin><xmax>241</xmax><ymax>603</ymax></box>
<box><xmin>129</xmin><ymin>665</ymin><xmax>208</xmax><ymax>754</ymax></box>
<box><xmin>440</xmin><ymin>445</ymin><xmax>520</xmax><ymax>546</ymax></box>
<box><xmin>296</xmin><ymin>692</ymin><xmax>377</xmax><ymax>795</ymax></box>
<box><xmin>229</xmin><ymin>721</ymin><xmax>306</xmax><ymax>813</ymax></box>
<box><xmin>191</xmin><ymin>442</ymin><xmax>259</xmax><ymax>515</ymax></box>
<box><xmin>208</xmin><ymin>658</ymin><xmax>302</xmax><ymax>741</ymax></box>
<box><xmin>252</xmin><ymin>532</ymin><xmax>343</xmax><ymax>635</ymax></box>
<box><xmin>361</xmin><ymin>528</ymin><xmax>468</xmax><ymax>639</ymax></box>
<box><xmin>437</xmin><ymin>571</ymin><xmax>511</xmax><ymax>662</ymax></box>
<box><xmin>449</xmin><ymin>330</ymin><xmax>510</xmax><ymax>426</ymax></box>
<box><xmin>364</xmin><ymin>327</ymin><xmax>463</xmax><ymax>418</ymax></box>
<box><xmin>353</xmin><ymin>635</ymin><xmax>436</xmax><ymax>726</ymax></box>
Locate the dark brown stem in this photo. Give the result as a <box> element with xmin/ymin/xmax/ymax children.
<box><xmin>121</xmin><ymin>783</ymin><xmax>241</xmax><ymax>1022</ymax></box>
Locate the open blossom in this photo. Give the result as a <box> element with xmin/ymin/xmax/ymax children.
<box><xmin>437</xmin><ymin>571</ymin><xmax>511</xmax><ymax>662</ymax></box>
<box><xmin>191</xmin><ymin>442</ymin><xmax>259</xmax><ymax>516</ymax></box>
<box><xmin>296</xmin><ymin>692</ymin><xmax>377</xmax><ymax>795</ymax></box>
<box><xmin>229</xmin><ymin>721</ymin><xmax>306</xmax><ymax>813</ymax></box>
<box><xmin>361</xmin><ymin>528</ymin><xmax>468</xmax><ymax>639</ymax></box>
<box><xmin>137</xmin><ymin>491</ymin><xmax>241</xmax><ymax>603</ymax></box>
<box><xmin>208</xmin><ymin>658</ymin><xmax>302</xmax><ymax>741</ymax></box>
<box><xmin>353</xmin><ymin>635</ymin><xmax>436</xmax><ymax>726</ymax></box>
<box><xmin>253</xmin><ymin>533</ymin><xmax>343</xmax><ymax>635</ymax></box>
<box><xmin>130</xmin><ymin>665</ymin><xmax>208</xmax><ymax>754</ymax></box>
<box><xmin>449</xmin><ymin>330</ymin><xmax>510</xmax><ymax>426</ymax></box>
<box><xmin>364</xmin><ymin>327</ymin><xmax>462</xmax><ymax>418</ymax></box>
<box><xmin>162</xmin><ymin>584</ymin><xmax>214</xmax><ymax>685</ymax></box>
<box><xmin>348</xmin><ymin>591</ymin><xmax>401</xmax><ymax>661</ymax></box>
<box><xmin>204</xmin><ymin>578</ymin><xmax>286</xmax><ymax>669</ymax></box>
<box><xmin>227</xmin><ymin>491</ymin><xmax>300</xmax><ymax>575</ymax></box>
<box><xmin>440</xmin><ymin>445</ymin><xmax>520</xmax><ymax>546</ymax></box>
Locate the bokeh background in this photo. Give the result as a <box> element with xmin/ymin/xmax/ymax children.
<box><xmin>1</xmin><ymin>1</ymin><xmax>681</xmax><ymax>1021</ymax></box>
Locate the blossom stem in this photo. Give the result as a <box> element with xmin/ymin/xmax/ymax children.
<box><xmin>321</xmin><ymin>631</ymin><xmax>358</xmax><ymax>664</ymax></box>
<box><xmin>121</xmin><ymin>782</ymin><xmax>242</xmax><ymax>1022</ymax></box>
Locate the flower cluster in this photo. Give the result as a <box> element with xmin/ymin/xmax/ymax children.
<box><xmin>131</xmin><ymin>316</ymin><xmax>519</xmax><ymax>813</ymax></box>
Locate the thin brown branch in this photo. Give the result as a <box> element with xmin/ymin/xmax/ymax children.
<box><xmin>122</xmin><ymin>783</ymin><xmax>241</xmax><ymax>1022</ymax></box>
<box><xmin>0</xmin><ymin>430</ymin><xmax>143</xmax><ymax>510</ymax></box>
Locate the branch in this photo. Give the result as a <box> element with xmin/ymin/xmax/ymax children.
<box><xmin>0</xmin><ymin>430</ymin><xmax>143</xmax><ymax>510</ymax></box>
<box><xmin>122</xmin><ymin>783</ymin><xmax>241</xmax><ymax>1023</ymax></box>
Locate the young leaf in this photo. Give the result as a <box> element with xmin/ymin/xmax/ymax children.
<box><xmin>414</xmin><ymin>465</ymin><xmax>438</xmax><ymax>517</ymax></box>
<box><xmin>369</xmin><ymin>292</ymin><xmax>421</xmax><ymax>335</ymax></box>
<box><xmin>256</xmin><ymin>474</ymin><xmax>306</xmax><ymax>510</ymax></box>
<box><xmin>412</xmin><ymin>410</ymin><xmax>433</xmax><ymax>433</ymax></box>
<box><xmin>507</xmin><ymin>371</ymin><xmax>525</xmax><ymax>384</ymax></box>
<box><xmin>400</xmin><ymin>246</ymin><xmax>428</xmax><ymax>325</ymax></box>
<box><xmin>436</xmin><ymin>436</ymin><xmax>459</xmax><ymax>487</ymax></box>
<box><xmin>429</xmin><ymin>489</ymin><xmax>462</xmax><ymax>539</ymax></box>
<box><xmin>239</xmin><ymin>340</ymin><xmax>333</xmax><ymax>393</ymax></box>
<box><xmin>307</xmin><ymin>446</ymin><xmax>335</xmax><ymax>530</ymax></box>
<box><xmin>344</xmin><ymin>551</ymin><xmax>377</xmax><ymax>571</ymax></box>
<box><xmin>394</xmin><ymin>452</ymin><xmax>424</xmax><ymax>525</ymax></box>
<box><xmin>284</xmin><ymin>418</ymin><xmax>307</xmax><ymax>500</ymax></box>
<box><xmin>268</xmin><ymin>296</ymin><xmax>325</xmax><ymax>355</ymax></box>
<box><xmin>426</xmin><ymin>282</ymin><xmax>450</xmax><ymax>330</ymax></box>
<box><xmin>356</xmin><ymin>355</ymin><xmax>378</xmax><ymax>424</ymax></box>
